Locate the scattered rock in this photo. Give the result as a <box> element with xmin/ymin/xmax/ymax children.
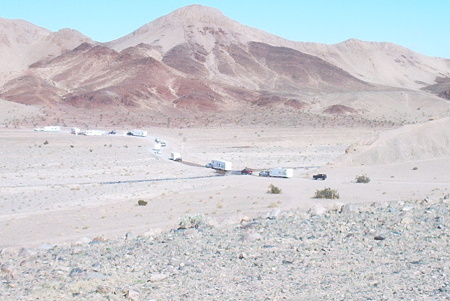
<box><xmin>340</xmin><ymin>203</ymin><xmax>358</xmax><ymax>214</ymax></box>
<box><xmin>96</xmin><ymin>285</ymin><xmax>115</xmax><ymax>294</ymax></box>
<box><xmin>125</xmin><ymin>289</ymin><xmax>141</xmax><ymax>301</ymax></box>
<box><xmin>142</xmin><ymin>228</ymin><xmax>163</xmax><ymax>237</ymax></box>
<box><xmin>308</xmin><ymin>205</ymin><xmax>327</xmax><ymax>216</ymax></box>
<box><xmin>266</xmin><ymin>208</ymin><xmax>281</xmax><ymax>219</ymax></box>
<box><xmin>148</xmin><ymin>273</ymin><xmax>169</xmax><ymax>282</ymax></box>
<box><xmin>125</xmin><ymin>232</ymin><xmax>136</xmax><ymax>240</ymax></box>
<box><xmin>1</xmin><ymin>199</ymin><xmax>449</xmax><ymax>300</ymax></box>
<box><xmin>69</xmin><ymin>267</ymin><xmax>84</xmax><ymax>277</ymax></box>
<box><xmin>240</xmin><ymin>232</ymin><xmax>262</xmax><ymax>242</ymax></box>
<box><xmin>401</xmin><ymin>217</ymin><xmax>414</xmax><ymax>225</ymax></box>
<box><xmin>38</xmin><ymin>243</ymin><xmax>55</xmax><ymax>250</ymax></box>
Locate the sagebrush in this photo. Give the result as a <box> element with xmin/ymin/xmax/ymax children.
<box><xmin>178</xmin><ymin>214</ymin><xmax>210</xmax><ymax>229</ymax></box>
<box><xmin>267</xmin><ymin>184</ymin><xmax>282</xmax><ymax>194</ymax></box>
<box><xmin>314</xmin><ymin>187</ymin><xmax>340</xmax><ymax>199</ymax></box>
<box><xmin>355</xmin><ymin>174</ymin><xmax>370</xmax><ymax>183</ymax></box>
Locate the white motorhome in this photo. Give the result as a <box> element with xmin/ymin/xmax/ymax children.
<box><xmin>206</xmin><ymin>160</ymin><xmax>232</xmax><ymax>171</ymax></box>
<box><xmin>268</xmin><ymin>168</ymin><xmax>293</xmax><ymax>178</ymax></box>
<box><xmin>129</xmin><ymin>129</ymin><xmax>147</xmax><ymax>137</ymax></box>
<box><xmin>170</xmin><ymin>152</ymin><xmax>182</xmax><ymax>161</ymax></box>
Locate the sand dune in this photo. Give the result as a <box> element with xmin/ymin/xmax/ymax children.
<box><xmin>341</xmin><ymin>117</ymin><xmax>450</xmax><ymax>165</ymax></box>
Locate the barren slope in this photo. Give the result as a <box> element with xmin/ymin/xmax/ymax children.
<box><xmin>0</xmin><ymin>18</ymin><xmax>93</xmax><ymax>83</ymax></box>
<box><xmin>341</xmin><ymin>117</ymin><xmax>450</xmax><ymax>165</ymax></box>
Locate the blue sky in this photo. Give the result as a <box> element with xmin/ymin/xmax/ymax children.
<box><xmin>1</xmin><ymin>0</ymin><xmax>449</xmax><ymax>58</ymax></box>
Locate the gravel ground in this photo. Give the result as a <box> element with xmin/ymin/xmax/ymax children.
<box><xmin>1</xmin><ymin>197</ymin><xmax>450</xmax><ymax>300</ymax></box>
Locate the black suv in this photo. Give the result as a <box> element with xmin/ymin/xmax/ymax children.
<box><xmin>313</xmin><ymin>174</ymin><xmax>327</xmax><ymax>180</ymax></box>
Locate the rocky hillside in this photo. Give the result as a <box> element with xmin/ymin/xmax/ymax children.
<box><xmin>1</xmin><ymin>198</ymin><xmax>449</xmax><ymax>300</ymax></box>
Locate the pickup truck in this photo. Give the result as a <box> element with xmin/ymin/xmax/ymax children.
<box><xmin>313</xmin><ymin>174</ymin><xmax>327</xmax><ymax>180</ymax></box>
<box><xmin>241</xmin><ymin>168</ymin><xmax>253</xmax><ymax>175</ymax></box>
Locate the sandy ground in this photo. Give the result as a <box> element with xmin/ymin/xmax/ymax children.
<box><xmin>1</xmin><ymin>124</ymin><xmax>449</xmax><ymax>249</ymax></box>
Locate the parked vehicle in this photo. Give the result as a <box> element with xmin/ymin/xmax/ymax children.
<box><xmin>129</xmin><ymin>129</ymin><xmax>147</xmax><ymax>137</ymax></box>
<box><xmin>80</xmin><ymin>130</ymin><xmax>105</xmax><ymax>136</ymax></box>
<box><xmin>259</xmin><ymin>171</ymin><xmax>270</xmax><ymax>177</ymax></box>
<box><xmin>313</xmin><ymin>174</ymin><xmax>327</xmax><ymax>180</ymax></box>
<box><xmin>206</xmin><ymin>160</ymin><xmax>232</xmax><ymax>171</ymax></box>
<box><xmin>241</xmin><ymin>168</ymin><xmax>253</xmax><ymax>175</ymax></box>
<box><xmin>259</xmin><ymin>168</ymin><xmax>293</xmax><ymax>178</ymax></box>
<box><xmin>35</xmin><ymin>126</ymin><xmax>60</xmax><ymax>132</ymax></box>
<box><xmin>170</xmin><ymin>152</ymin><xmax>182</xmax><ymax>161</ymax></box>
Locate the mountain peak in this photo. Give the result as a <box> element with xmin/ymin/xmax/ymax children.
<box><xmin>161</xmin><ymin>4</ymin><xmax>225</xmax><ymax>23</ymax></box>
<box><xmin>107</xmin><ymin>5</ymin><xmax>245</xmax><ymax>52</ymax></box>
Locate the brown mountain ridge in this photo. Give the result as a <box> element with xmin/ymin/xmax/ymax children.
<box><xmin>1</xmin><ymin>5</ymin><xmax>449</xmax><ymax>126</ymax></box>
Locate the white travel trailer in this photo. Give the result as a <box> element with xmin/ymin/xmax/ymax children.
<box><xmin>130</xmin><ymin>129</ymin><xmax>147</xmax><ymax>137</ymax></box>
<box><xmin>35</xmin><ymin>126</ymin><xmax>60</xmax><ymax>132</ymax></box>
<box><xmin>268</xmin><ymin>168</ymin><xmax>294</xmax><ymax>178</ymax></box>
<box><xmin>71</xmin><ymin>127</ymin><xmax>81</xmax><ymax>135</ymax></box>
<box><xmin>44</xmin><ymin>126</ymin><xmax>60</xmax><ymax>132</ymax></box>
<box><xmin>170</xmin><ymin>152</ymin><xmax>182</xmax><ymax>161</ymax></box>
<box><xmin>206</xmin><ymin>160</ymin><xmax>232</xmax><ymax>171</ymax></box>
<box><xmin>81</xmin><ymin>130</ymin><xmax>105</xmax><ymax>136</ymax></box>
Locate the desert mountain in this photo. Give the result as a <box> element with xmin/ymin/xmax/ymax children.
<box><xmin>106</xmin><ymin>5</ymin><xmax>450</xmax><ymax>91</ymax></box>
<box><xmin>0</xmin><ymin>5</ymin><xmax>449</xmax><ymax>125</ymax></box>
<box><xmin>0</xmin><ymin>18</ymin><xmax>94</xmax><ymax>80</ymax></box>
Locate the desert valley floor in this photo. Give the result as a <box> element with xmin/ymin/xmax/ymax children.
<box><xmin>1</xmin><ymin>122</ymin><xmax>449</xmax><ymax>248</ymax></box>
<box><xmin>1</xmin><ymin>103</ymin><xmax>450</xmax><ymax>299</ymax></box>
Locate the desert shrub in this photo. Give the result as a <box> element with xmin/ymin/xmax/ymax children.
<box><xmin>355</xmin><ymin>174</ymin><xmax>370</xmax><ymax>183</ymax></box>
<box><xmin>137</xmin><ymin>200</ymin><xmax>148</xmax><ymax>206</ymax></box>
<box><xmin>267</xmin><ymin>184</ymin><xmax>282</xmax><ymax>194</ymax></box>
<box><xmin>412</xmin><ymin>167</ymin><xmax>418</xmax><ymax>170</ymax></box>
<box><xmin>43</xmin><ymin>140</ymin><xmax>49</xmax><ymax>145</ymax></box>
<box><xmin>178</xmin><ymin>214</ymin><xmax>209</xmax><ymax>229</ymax></box>
<box><xmin>314</xmin><ymin>187</ymin><xmax>340</xmax><ymax>199</ymax></box>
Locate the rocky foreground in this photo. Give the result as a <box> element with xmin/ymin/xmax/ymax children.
<box><xmin>1</xmin><ymin>197</ymin><xmax>450</xmax><ymax>300</ymax></box>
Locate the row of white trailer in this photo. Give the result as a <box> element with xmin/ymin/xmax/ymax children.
<box><xmin>34</xmin><ymin>126</ymin><xmax>148</xmax><ymax>137</ymax></box>
<box><xmin>203</xmin><ymin>159</ymin><xmax>293</xmax><ymax>178</ymax></box>
<box><xmin>71</xmin><ymin>128</ymin><xmax>148</xmax><ymax>136</ymax></box>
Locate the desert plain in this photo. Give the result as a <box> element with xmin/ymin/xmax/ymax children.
<box><xmin>1</xmin><ymin>101</ymin><xmax>449</xmax><ymax>249</ymax></box>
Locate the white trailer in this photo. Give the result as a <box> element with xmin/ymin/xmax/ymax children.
<box><xmin>207</xmin><ymin>160</ymin><xmax>232</xmax><ymax>171</ymax></box>
<box><xmin>170</xmin><ymin>152</ymin><xmax>182</xmax><ymax>161</ymax></box>
<box><xmin>71</xmin><ymin>127</ymin><xmax>80</xmax><ymax>135</ymax></box>
<box><xmin>130</xmin><ymin>129</ymin><xmax>147</xmax><ymax>137</ymax></box>
<box><xmin>268</xmin><ymin>168</ymin><xmax>293</xmax><ymax>178</ymax></box>
<box><xmin>38</xmin><ymin>126</ymin><xmax>60</xmax><ymax>132</ymax></box>
<box><xmin>81</xmin><ymin>130</ymin><xmax>105</xmax><ymax>136</ymax></box>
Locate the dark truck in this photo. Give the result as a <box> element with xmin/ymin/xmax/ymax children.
<box><xmin>241</xmin><ymin>168</ymin><xmax>253</xmax><ymax>175</ymax></box>
<box><xmin>313</xmin><ymin>174</ymin><xmax>327</xmax><ymax>180</ymax></box>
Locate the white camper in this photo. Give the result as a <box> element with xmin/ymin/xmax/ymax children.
<box><xmin>206</xmin><ymin>160</ymin><xmax>232</xmax><ymax>171</ymax></box>
<box><xmin>42</xmin><ymin>126</ymin><xmax>60</xmax><ymax>132</ymax></box>
<box><xmin>71</xmin><ymin>127</ymin><xmax>81</xmax><ymax>135</ymax></box>
<box><xmin>130</xmin><ymin>129</ymin><xmax>147</xmax><ymax>137</ymax></box>
<box><xmin>81</xmin><ymin>130</ymin><xmax>105</xmax><ymax>136</ymax></box>
<box><xmin>170</xmin><ymin>152</ymin><xmax>182</xmax><ymax>161</ymax></box>
<box><xmin>268</xmin><ymin>168</ymin><xmax>293</xmax><ymax>178</ymax></box>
